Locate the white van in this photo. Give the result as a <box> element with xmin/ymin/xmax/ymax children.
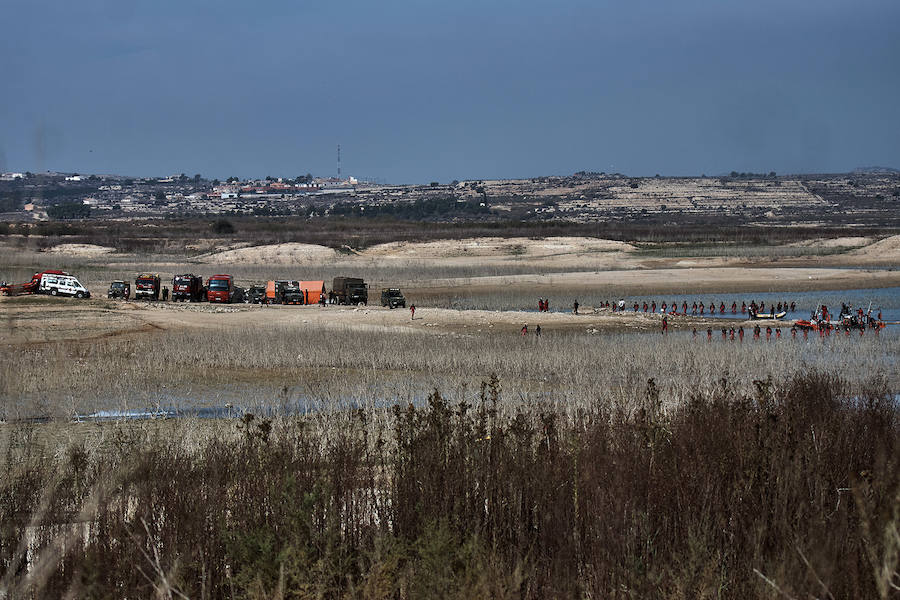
<box><xmin>39</xmin><ymin>274</ymin><xmax>91</xmax><ymax>298</ymax></box>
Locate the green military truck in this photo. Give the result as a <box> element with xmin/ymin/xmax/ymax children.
<box><xmin>380</xmin><ymin>288</ymin><xmax>406</xmax><ymax>308</ymax></box>
<box><xmin>332</xmin><ymin>277</ymin><xmax>368</xmax><ymax>305</ymax></box>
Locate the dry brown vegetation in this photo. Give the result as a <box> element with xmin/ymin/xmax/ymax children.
<box><xmin>1</xmin><ymin>371</ymin><xmax>898</xmax><ymax>598</ymax></box>
<box><xmin>2</xmin><ymin>320</ymin><xmax>898</xmax><ymax>419</ymax></box>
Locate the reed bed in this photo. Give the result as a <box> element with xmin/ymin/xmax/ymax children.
<box><xmin>2</xmin><ymin>325</ymin><xmax>897</xmax><ymax>421</ymax></box>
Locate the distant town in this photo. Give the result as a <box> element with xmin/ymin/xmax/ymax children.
<box><xmin>1</xmin><ymin>168</ymin><xmax>898</xmax><ymax>227</ymax></box>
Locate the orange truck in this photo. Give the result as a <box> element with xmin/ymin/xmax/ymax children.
<box><xmin>299</xmin><ymin>281</ymin><xmax>326</xmax><ymax>304</ymax></box>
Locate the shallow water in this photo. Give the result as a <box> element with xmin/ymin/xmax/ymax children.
<box><xmin>554</xmin><ymin>287</ymin><xmax>900</xmax><ymax>323</ymax></box>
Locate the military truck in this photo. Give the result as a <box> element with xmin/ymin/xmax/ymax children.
<box><xmin>108</xmin><ymin>280</ymin><xmax>130</xmax><ymax>299</ymax></box>
<box><xmin>380</xmin><ymin>288</ymin><xmax>406</xmax><ymax>308</ymax></box>
<box><xmin>266</xmin><ymin>280</ymin><xmax>305</xmax><ymax>305</ymax></box>
<box><xmin>332</xmin><ymin>277</ymin><xmax>368</xmax><ymax>305</ymax></box>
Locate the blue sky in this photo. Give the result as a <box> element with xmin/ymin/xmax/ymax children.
<box><xmin>2</xmin><ymin>0</ymin><xmax>898</xmax><ymax>182</ymax></box>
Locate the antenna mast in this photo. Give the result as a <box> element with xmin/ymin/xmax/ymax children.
<box><xmin>337</xmin><ymin>144</ymin><xmax>341</xmax><ymax>179</ymax></box>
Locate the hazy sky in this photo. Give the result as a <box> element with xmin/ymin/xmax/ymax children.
<box><xmin>2</xmin><ymin>0</ymin><xmax>898</xmax><ymax>182</ymax></box>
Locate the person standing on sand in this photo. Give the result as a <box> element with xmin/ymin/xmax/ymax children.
<box><xmin>573</xmin><ymin>300</ymin><xmax>579</xmax><ymax>315</ymax></box>
<box><xmin>410</xmin><ymin>304</ymin><xmax>415</xmax><ymax>320</ymax></box>
<box><xmin>162</xmin><ymin>287</ymin><xmax>169</xmax><ymax>301</ymax></box>
<box><xmin>738</xmin><ymin>326</ymin><xmax>744</xmax><ymax>342</ymax></box>
<box><xmin>661</xmin><ymin>315</ymin><xmax>668</xmax><ymax>334</ymax></box>
<box><xmin>536</xmin><ymin>324</ymin><xmax>541</xmax><ymax>337</ymax></box>
<box><xmin>521</xmin><ymin>324</ymin><xmax>528</xmax><ymax>335</ymax></box>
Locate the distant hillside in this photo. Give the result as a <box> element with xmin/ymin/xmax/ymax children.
<box><xmin>852</xmin><ymin>166</ymin><xmax>900</xmax><ymax>174</ymax></box>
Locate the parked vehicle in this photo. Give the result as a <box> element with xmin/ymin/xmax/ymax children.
<box><xmin>381</xmin><ymin>288</ymin><xmax>406</xmax><ymax>308</ymax></box>
<box><xmin>245</xmin><ymin>285</ymin><xmax>267</xmax><ymax>304</ymax></box>
<box><xmin>39</xmin><ymin>273</ymin><xmax>91</xmax><ymax>298</ymax></box>
<box><xmin>265</xmin><ymin>280</ymin><xmax>304</xmax><ymax>304</ymax></box>
<box><xmin>332</xmin><ymin>277</ymin><xmax>368</xmax><ymax>305</ymax></box>
<box><xmin>134</xmin><ymin>273</ymin><xmax>161</xmax><ymax>300</ymax></box>
<box><xmin>207</xmin><ymin>274</ymin><xmax>236</xmax><ymax>303</ymax></box>
<box><xmin>172</xmin><ymin>274</ymin><xmax>205</xmax><ymax>302</ymax></box>
<box><xmin>107</xmin><ymin>280</ymin><xmax>131</xmax><ymax>299</ymax></box>
<box><xmin>1</xmin><ymin>270</ymin><xmax>69</xmax><ymax>296</ymax></box>
<box><xmin>299</xmin><ymin>281</ymin><xmax>326</xmax><ymax>305</ymax></box>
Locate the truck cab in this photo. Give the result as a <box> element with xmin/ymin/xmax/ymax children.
<box><xmin>265</xmin><ymin>280</ymin><xmax>304</xmax><ymax>305</ymax></box>
<box><xmin>332</xmin><ymin>277</ymin><xmax>368</xmax><ymax>305</ymax></box>
<box><xmin>282</xmin><ymin>280</ymin><xmax>304</xmax><ymax>305</ymax></box>
<box><xmin>245</xmin><ymin>285</ymin><xmax>267</xmax><ymax>304</ymax></box>
<box><xmin>134</xmin><ymin>273</ymin><xmax>161</xmax><ymax>300</ymax></box>
<box><xmin>207</xmin><ymin>274</ymin><xmax>235</xmax><ymax>303</ymax></box>
<box><xmin>381</xmin><ymin>288</ymin><xmax>406</xmax><ymax>308</ymax></box>
<box><xmin>108</xmin><ymin>280</ymin><xmax>130</xmax><ymax>299</ymax></box>
<box><xmin>40</xmin><ymin>274</ymin><xmax>91</xmax><ymax>298</ymax></box>
<box><xmin>172</xmin><ymin>274</ymin><xmax>204</xmax><ymax>302</ymax></box>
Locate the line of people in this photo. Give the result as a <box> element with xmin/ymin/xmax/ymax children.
<box><xmin>539</xmin><ymin>298</ymin><xmax>802</xmax><ymax>316</ymax></box>
<box><xmin>619</xmin><ymin>299</ymin><xmax>797</xmax><ymax>315</ymax></box>
<box><xmin>681</xmin><ymin>324</ymin><xmax>881</xmax><ymax>339</ymax></box>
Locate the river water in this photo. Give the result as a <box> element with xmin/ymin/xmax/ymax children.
<box><xmin>583</xmin><ymin>286</ymin><xmax>900</xmax><ymax>322</ymax></box>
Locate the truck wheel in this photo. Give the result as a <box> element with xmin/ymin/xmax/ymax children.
<box><xmin>76</xmin><ymin>291</ymin><xmax>84</xmax><ymax>299</ymax></box>
<box><xmin>51</xmin><ymin>289</ymin><xmax>57</xmax><ymax>296</ymax></box>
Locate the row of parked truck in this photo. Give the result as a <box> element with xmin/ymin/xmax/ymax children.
<box><xmin>3</xmin><ymin>270</ymin><xmax>408</xmax><ymax>307</ymax></box>
<box><xmin>117</xmin><ymin>274</ymin><xmax>405</xmax><ymax>307</ymax></box>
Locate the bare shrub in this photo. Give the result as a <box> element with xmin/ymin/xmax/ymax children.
<box><xmin>1</xmin><ymin>371</ymin><xmax>898</xmax><ymax>598</ymax></box>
